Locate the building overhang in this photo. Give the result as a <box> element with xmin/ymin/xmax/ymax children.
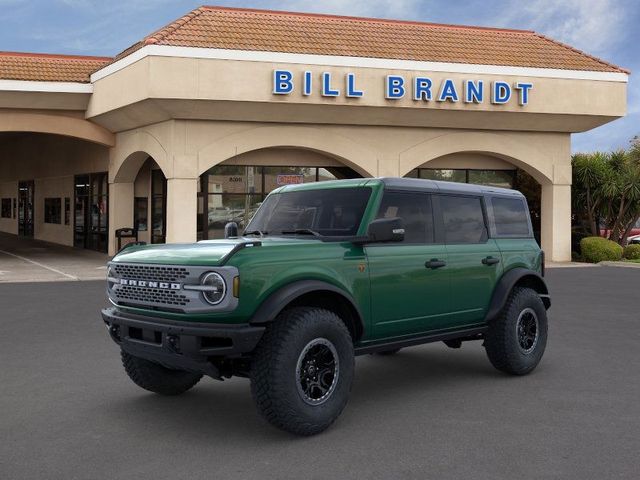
<box><xmin>86</xmin><ymin>46</ymin><xmax>628</xmax><ymax>134</ymax></box>
<box><xmin>0</xmin><ymin>80</ymin><xmax>93</xmax><ymax>111</ymax></box>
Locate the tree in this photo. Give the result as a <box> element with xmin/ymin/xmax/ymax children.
<box><xmin>572</xmin><ymin>139</ymin><xmax>640</xmax><ymax>246</ymax></box>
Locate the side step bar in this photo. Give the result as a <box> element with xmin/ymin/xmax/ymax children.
<box><xmin>354</xmin><ymin>326</ymin><xmax>487</xmax><ymax>356</ymax></box>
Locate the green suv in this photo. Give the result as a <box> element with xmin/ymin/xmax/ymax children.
<box><xmin>102</xmin><ymin>178</ymin><xmax>550</xmax><ymax>435</ymax></box>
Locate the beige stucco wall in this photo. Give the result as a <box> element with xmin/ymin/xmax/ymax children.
<box><xmin>34</xmin><ymin>175</ymin><xmax>73</xmax><ymax>246</ymax></box>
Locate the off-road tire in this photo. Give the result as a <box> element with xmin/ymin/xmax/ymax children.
<box><xmin>121</xmin><ymin>350</ymin><xmax>202</xmax><ymax>395</ymax></box>
<box><xmin>250</xmin><ymin>307</ymin><xmax>355</xmax><ymax>436</ymax></box>
<box><xmin>484</xmin><ymin>287</ymin><xmax>548</xmax><ymax>375</ymax></box>
<box><xmin>376</xmin><ymin>348</ymin><xmax>401</xmax><ymax>356</ymax></box>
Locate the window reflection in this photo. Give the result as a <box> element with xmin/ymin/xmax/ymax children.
<box><xmin>198</xmin><ymin>165</ymin><xmax>359</xmax><ymax>240</ymax></box>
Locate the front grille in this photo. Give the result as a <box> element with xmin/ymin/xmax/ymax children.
<box><xmin>108</xmin><ymin>262</ymin><xmax>239</xmax><ymax>314</ymax></box>
<box><xmin>113</xmin><ymin>264</ymin><xmax>189</xmax><ymax>282</ymax></box>
<box><xmin>116</xmin><ymin>285</ymin><xmax>190</xmax><ymax>307</ymax></box>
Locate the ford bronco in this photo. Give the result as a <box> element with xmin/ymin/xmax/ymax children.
<box><xmin>102</xmin><ymin>177</ymin><xmax>550</xmax><ymax>435</ymax></box>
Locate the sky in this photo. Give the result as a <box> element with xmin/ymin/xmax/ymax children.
<box><xmin>0</xmin><ymin>0</ymin><xmax>637</xmax><ymax>153</ymax></box>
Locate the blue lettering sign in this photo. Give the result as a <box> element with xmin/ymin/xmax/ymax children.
<box><xmin>386</xmin><ymin>75</ymin><xmax>405</xmax><ymax>99</ymax></box>
<box><xmin>303</xmin><ymin>71</ymin><xmax>312</xmax><ymax>96</ymax></box>
<box><xmin>346</xmin><ymin>73</ymin><xmax>364</xmax><ymax>97</ymax></box>
<box><xmin>515</xmin><ymin>82</ymin><xmax>533</xmax><ymax>105</ymax></box>
<box><xmin>464</xmin><ymin>80</ymin><xmax>483</xmax><ymax>103</ymax></box>
<box><xmin>413</xmin><ymin>77</ymin><xmax>433</xmax><ymax>101</ymax></box>
<box><xmin>438</xmin><ymin>79</ymin><xmax>459</xmax><ymax>102</ymax></box>
<box><xmin>322</xmin><ymin>72</ymin><xmax>340</xmax><ymax>96</ymax></box>
<box><xmin>273</xmin><ymin>70</ymin><xmax>294</xmax><ymax>94</ymax></box>
<box><xmin>492</xmin><ymin>81</ymin><xmax>511</xmax><ymax>104</ymax></box>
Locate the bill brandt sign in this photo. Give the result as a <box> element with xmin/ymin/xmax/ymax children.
<box><xmin>272</xmin><ymin>70</ymin><xmax>533</xmax><ymax>106</ymax></box>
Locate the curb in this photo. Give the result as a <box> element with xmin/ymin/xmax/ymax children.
<box><xmin>599</xmin><ymin>261</ymin><xmax>640</xmax><ymax>268</ymax></box>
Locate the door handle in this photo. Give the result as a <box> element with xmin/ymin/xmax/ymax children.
<box><xmin>425</xmin><ymin>259</ymin><xmax>446</xmax><ymax>269</ymax></box>
<box><xmin>482</xmin><ymin>256</ymin><xmax>500</xmax><ymax>266</ymax></box>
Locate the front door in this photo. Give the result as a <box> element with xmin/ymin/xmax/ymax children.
<box><xmin>74</xmin><ymin>173</ymin><xmax>108</xmax><ymax>252</ymax></box>
<box><xmin>18</xmin><ymin>180</ymin><xmax>34</xmax><ymax>237</ymax></box>
<box><xmin>436</xmin><ymin>194</ymin><xmax>503</xmax><ymax>326</ymax></box>
<box><xmin>366</xmin><ymin>191</ymin><xmax>450</xmax><ymax>340</ymax></box>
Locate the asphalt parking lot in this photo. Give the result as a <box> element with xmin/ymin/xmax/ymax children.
<box><xmin>1</xmin><ymin>267</ymin><xmax>639</xmax><ymax>480</ymax></box>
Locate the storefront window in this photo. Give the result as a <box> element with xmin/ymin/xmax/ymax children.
<box><xmin>198</xmin><ymin>165</ymin><xmax>360</xmax><ymax>240</ymax></box>
<box><xmin>1</xmin><ymin>198</ymin><xmax>10</xmax><ymax>218</ymax></box>
<box><xmin>44</xmin><ymin>198</ymin><xmax>62</xmax><ymax>224</ymax></box>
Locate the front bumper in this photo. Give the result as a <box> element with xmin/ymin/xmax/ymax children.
<box><xmin>101</xmin><ymin>307</ymin><xmax>265</xmax><ymax>378</ymax></box>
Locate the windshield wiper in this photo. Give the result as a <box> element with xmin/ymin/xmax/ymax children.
<box><xmin>243</xmin><ymin>230</ymin><xmax>267</xmax><ymax>237</ymax></box>
<box><xmin>280</xmin><ymin>228</ymin><xmax>322</xmax><ymax>237</ymax></box>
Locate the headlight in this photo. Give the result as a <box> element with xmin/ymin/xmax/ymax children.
<box><xmin>201</xmin><ymin>272</ymin><xmax>226</xmax><ymax>305</ymax></box>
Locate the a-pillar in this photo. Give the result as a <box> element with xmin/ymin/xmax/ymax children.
<box><xmin>541</xmin><ymin>183</ymin><xmax>572</xmax><ymax>262</ymax></box>
<box><xmin>165</xmin><ymin>177</ymin><xmax>198</xmax><ymax>244</ymax></box>
<box><xmin>108</xmin><ymin>182</ymin><xmax>134</xmax><ymax>256</ymax></box>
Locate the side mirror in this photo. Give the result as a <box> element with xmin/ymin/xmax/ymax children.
<box><xmin>366</xmin><ymin>217</ymin><xmax>405</xmax><ymax>243</ymax></box>
<box><xmin>224</xmin><ymin>222</ymin><xmax>239</xmax><ymax>238</ymax></box>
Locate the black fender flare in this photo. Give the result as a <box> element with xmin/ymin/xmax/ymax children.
<box><xmin>249</xmin><ymin>280</ymin><xmax>365</xmax><ymax>340</ymax></box>
<box><xmin>485</xmin><ymin>268</ymin><xmax>551</xmax><ymax>322</ymax></box>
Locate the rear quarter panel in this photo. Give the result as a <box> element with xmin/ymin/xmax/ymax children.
<box><xmin>495</xmin><ymin>238</ymin><xmax>542</xmax><ymax>273</ymax></box>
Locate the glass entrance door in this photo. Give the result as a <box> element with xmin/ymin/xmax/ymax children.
<box><xmin>74</xmin><ymin>173</ymin><xmax>108</xmax><ymax>252</ymax></box>
<box><xmin>151</xmin><ymin>169</ymin><xmax>167</xmax><ymax>244</ymax></box>
<box><xmin>18</xmin><ymin>180</ymin><xmax>34</xmax><ymax>237</ymax></box>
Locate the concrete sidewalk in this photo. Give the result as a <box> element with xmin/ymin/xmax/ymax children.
<box><xmin>0</xmin><ymin>232</ymin><xmax>109</xmax><ymax>283</ymax></box>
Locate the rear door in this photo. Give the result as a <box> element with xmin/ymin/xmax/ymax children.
<box><xmin>366</xmin><ymin>190</ymin><xmax>450</xmax><ymax>340</ymax></box>
<box><xmin>435</xmin><ymin>194</ymin><xmax>502</xmax><ymax>326</ymax></box>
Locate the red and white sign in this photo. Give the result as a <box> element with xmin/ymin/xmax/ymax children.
<box><xmin>276</xmin><ymin>174</ymin><xmax>304</xmax><ymax>186</ymax></box>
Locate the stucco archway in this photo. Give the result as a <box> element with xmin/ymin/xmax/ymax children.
<box><xmin>197</xmin><ymin>126</ymin><xmax>377</xmax><ymax>178</ymax></box>
<box><xmin>109</xmin><ymin>130</ymin><xmax>170</xmax><ymax>183</ymax></box>
<box><xmin>399</xmin><ymin>132</ymin><xmax>553</xmax><ymax>186</ymax></box>
<box><xmin>0</xmin><ymin>112</ymin><xmax>114</xmax><ymax>147</ymax></box>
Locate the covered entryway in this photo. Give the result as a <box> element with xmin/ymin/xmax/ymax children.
<box><xmin>0</xmin><ymin>131</ymin><xmax>113</xmax><ymax>253</ymax></box>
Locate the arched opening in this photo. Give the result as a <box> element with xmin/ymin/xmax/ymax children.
<box><xmin>404</xmin><ymin>153</ymin><xmax>542</xmax><ymax>243</ymax></box>
<box><xmin>197</xmin><ymin>147</ymin><xmax>363</xmax><ymax>239</ymax></box>
<box><xmin>108</xmin><ymin>151</ymin><xmax>169</xmax><ymax>251</ymax></box>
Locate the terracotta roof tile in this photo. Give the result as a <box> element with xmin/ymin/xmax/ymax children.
<box><xmin>0</xmin><ymin>52</ymin><xmax>111</xmax><ymax>83</ymax></box>
<box><xmin>114</xmin><ymin>6</ymin><xmax>628</xmax><ymax>74</ymax></box>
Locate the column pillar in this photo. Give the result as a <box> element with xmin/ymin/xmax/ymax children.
<box><xmin>165</xmin><ymin>177</ymin><xmax>198</xmax><ymax>244</ymax></box>
<box><xmin>108</xmin><ymin>182</ymin><xmax>134</xmax><ymax>256</ymax></box>
<box><xmin>541</xmin><ymin>183</ymin><xmax>572</xmax><ymax>262</ymax></box>
<box><xmin>376</xmin><ymin>154</ymin><xmax>400</xmax><ymax>177</ymax></box>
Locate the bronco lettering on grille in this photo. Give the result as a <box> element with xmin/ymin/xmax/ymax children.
<box><xmin>119</xmin><ymin>279</ymin><xmax>181</xmax><ymax>290</ymax></box>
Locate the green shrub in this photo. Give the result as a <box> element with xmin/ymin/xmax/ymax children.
<box><xmin>580</xmin><ymin>237</ymin><xmax>623</xmax><ymax>263</ymax></box>
<box><xmin>623</xmin><ymin>244</ymin><xmax>640</xmax><ymax>260</ymax></box>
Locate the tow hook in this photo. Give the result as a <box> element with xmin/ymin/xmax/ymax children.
<box><xmin>107</xmin><ymin>324</ymin><xmax>121</xmax><ymax>342</ymax></box>
<box><xmin>166</xmin><ymin>334</ymin><xmax>180</xmax><ymax>353</ymax></box>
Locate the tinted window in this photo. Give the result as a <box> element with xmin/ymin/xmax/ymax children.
<box><xmin>44</xmin><ymin>198</ymin><xmax>62</xmax><ymax>224</ymax></box>
<box><xmin>376</xmin><ymin>192</ymin><xmax>434</xmax><ymax>243</ymax></box>
<box><xmin>492</xmin><ymin>197</ymin><xmax>531</xmax><ymax>237</ymax></box>
<box><xmin>440</xmin><ymin>195</ymin><xmax>486</xmax><ymax>244</ymax></box>
<box><xmin>246</xmin><ymin>187</ymin><xmax>371</xmax><ymax>237</ymax></box>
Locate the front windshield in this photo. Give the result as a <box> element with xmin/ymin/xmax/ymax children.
<box><xmin>245</xmin><ymin>187</ymin><xmax>372</xmax><ymax>237</ymax></box>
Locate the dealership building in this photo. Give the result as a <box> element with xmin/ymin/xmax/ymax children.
<box><xmin>0</xmin><ymin>6</ymin><xmax>629</xmax><ymax>260</ymax></box>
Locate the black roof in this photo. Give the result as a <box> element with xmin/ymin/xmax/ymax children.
<box><xmin>379</xmin><ymin>177</ymin><xmax>523</xmax><ymax>197</ymax></box>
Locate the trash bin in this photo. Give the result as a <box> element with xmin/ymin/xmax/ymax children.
<box><xmin>115</xmin><ymin>228</ymin><xmax>139</xmax><ymax>252</ymax></box>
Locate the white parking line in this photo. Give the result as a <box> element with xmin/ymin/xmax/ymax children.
<box><xmin>0</xmin><ymin>250</ymin><xmax>79</xmax><ymax>280</ymax></box>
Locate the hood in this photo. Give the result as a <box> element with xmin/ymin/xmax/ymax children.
<box><xmin>112</xmin><ymin>237</ymin><xmax>321</xmax><ymax>266</ymax></box>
